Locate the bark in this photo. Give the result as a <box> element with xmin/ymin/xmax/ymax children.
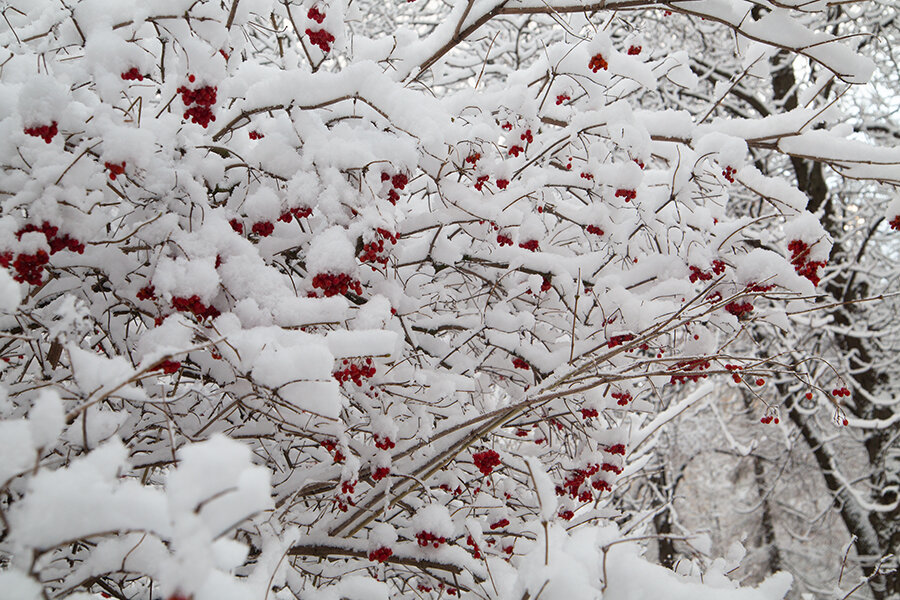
<box><xmin>770</xmin><ymin>49</ymin><xmax>899</xmax><ymax>598</ymax></box>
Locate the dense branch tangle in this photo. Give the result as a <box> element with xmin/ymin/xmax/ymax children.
<box><xmin>0</xmin><ymin>1</ymin><xmax>894</xmax><ymax>600</ymax></box>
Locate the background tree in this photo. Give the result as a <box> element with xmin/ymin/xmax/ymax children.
<box><xmin>641</xmin><ymin>5</ymin><xmax>900</xmax><ymax>598</ymax></box>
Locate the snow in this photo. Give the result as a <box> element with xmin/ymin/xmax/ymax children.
<box><xmin>67</xmin><ymin>344</ymin><xmax>137</xmax><ymax>396</ymax></box>
<box><xmin>0</xmin><ymin>269</ymin><xmax>22</xmax><ymax>311</ymax></box>
<box><xmin>0</xmin><ymin>420</ymin><xmax>35</xmax><ymax>485</ymax></box>
<box><xmin>304</xmin><ymin>576</ymin><xmax>390</xmax><ymax>600</ymax></box>
<box><xmin>0</xmin><ymin>570</ymin><xmax>42</xmax><ymax>600</ymax></box>
<box><xmin>26</xmin><ymin>391</ymin><xmax>64</xmax><ymax>449</ymax></box>
<box><xmin>9</xmin><ymin>439</ymin><xmax>171</xmax><ymax>549</ymax></box>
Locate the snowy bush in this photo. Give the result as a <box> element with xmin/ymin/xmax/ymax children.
<box><xmin>1</xmin><ymin>1</ymin><xmax>897</xmax><ymax>599</ymax></box>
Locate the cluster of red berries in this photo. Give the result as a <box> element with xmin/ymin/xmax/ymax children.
<box><xmin>496</xmin><ymin>233</ymin><xmax>513</xmax><ymax>246</ymax></box>
<box><xmin>248</xmin><ymin>130</ymin><xmax>264</xmax><ymax>140</ymax></box>
<box><xmin>311</xmin><ymin>272</ymin><xmax>363</xmax><ymax>297</ymax></box>
<box><xmin>368</xmin><ymin>546</ymin><xmax>393</xmax><ymax>563</ymax></box>
<box><xmin>556</xmin><ymin>463</ymin><xmax>609</xmax><ymax>501</ymax></box>
<box><xmin>627</xmin><ymin>45</ymin><xmax>642</xmax><ymax>55</ymax></box>
<box><xmin>601</xmin><ymin>460</ymin><xmax>623</xmax><ymax>475</ymax></box>
<box><xmin>177</xmin><ymin>76</ymin><xmax>217</xmax><ymax>128</ymax></box>
<box><xmin>890</xmin><ymin>215</ymin><xmax>900</xmax><ymax>230</ymax></box>
<box><xmin>788</xmin><ymin>239</ymin><xmax>826</xmax><ymax>287</ymax></box>
<box><xmin>669</xmin><ymin>358</ymin><xmax>711</xmax><ymax>385</ymax></box>
<box><xmin>251</xmin><ymin>221</ymin><xmax>275</xmax><ymax>237</ymax></box>
<box><xmin>136</xmin><ymin>285</ymin><xmax>156</xmax><ymax>300</ymax></box>
<box><xmin>153</xmin><ymin>359</ymin><xmax>182</xmax><ymax>374</ymax></box>
<box><xmin>489</xmin><ymin>518</ymin><xmax>510</xmax><ymax>530</ymax></box>
<box><xmin>580</xmin><ymin>408</ymin><xmax>599</xmax><ymax>419</ymax></box>
<box><xmin>508</xmin><ymin>145</ymin><xmax>524</xmax><ymax>157</ymax></box>
<box><xmin>121</xmin><ymin>67</ymin><xmax>144</xmax><ymax>81</ymax></box>
<box><xmin>24</xmin><ymin>121</ymin><xmax>58</xmax><ymax>143</ymax></box>
<box><xmin>725</xmin><ymin>301</ymin><xmax>754</xmax><ymax>318</ymax></box>
<box><xmin>466</xmin><ymin>535</ymin><xmax>482</xmax><ymax>559</ymax></box>
<box><xmin>306</xmin><ymin>28</ymin><xmax>335</xmax><ymax>52</ymax></box>
<box><xmin>607</xmin><ymin>333</ymin><xmax>635</xmax><ymax>348</ymax></box>
<box><xmin>688</xmin><ymin>259</ymin><xmax>725</xmax><ymax>283</ymax></box>
<box><xmin>333</xmin><ymin>358</ymin><xmax>376</xmax><ymax>386</ymax></box>
<box><xmin>290</xmin><ymin>206</ymin><xmax>313</xmax><ymax>220</ymax></box>
<box><xmin>438</xmin><ymin>483</ymin><xmax>464</xmax><ymax>495</ymax></box>
<box><xmin>16</xmin><ymin>221</ymin><xmax>85</xmax><ymax>255</ymax></box>
<box><xmin>334</xmin><ymin>479</ymin><xmax>356</xmax><ymax>512</ymax></box>
<box><xmin>519</xmin><ymin>239</ymin><xmax>539</xmax><ymax>252</ymax></box>
<box><xmin>171</xmin><ymin>295</ymin><xmax>220</xmax><ymax>320</ymax></box>
<box><xmin>520</xmin><ymin>129</ymin><xmax>534</xmax><ymax>144</ymax></box>
<box><xmin>722</xmin><ymin>165</ymin><xmax>736</xmax><ymax>183</ymax></box>
<box><xmin>615</xmin><ymin>188</ymin><xmax>637</xmax><ymax>202</ymax></box>
<box><xmin>229</xmin><ymin>219</ymin><xmax>244</xmax><ymax>234</ymax></box>
<box><xmin>308</xmin><ymin>6</ymin><xmax>325</xmax><ymax>23</ymax></box>
<box><xmin>2</xmin><ymin>222</ymin><xmax>85</xmax><ymax>284</ymax></box>
<box><xmin>526</xmin><ymin>276</ymin><xmax>552</xmax><ymax>295</ymax></box>
<box><xmin>105</xmin><ymin>161</ymin><xmax>126</xmax><ymax>181</ymax></box>
<box><xmin>496</xmin><ymin>179</ymin><xmax>509</xmax><ymax>189</ymax></box>
<box><xmin>586</xmin><ymin>224</ymin><xmax>604</xmax><ymax>236</ymax></box>
<box><xmin>556</xmin><ymin>94</ymin><xmax>570</xmax><ymax>104</ymax></box>
<box><xmin>473</xmin><ymin>449</ymin><xmax>501</xmax><ymax>476</ymax></box>
<box><xmin>607</xmin><ymin>443</ymin><xmax>626</xmax><ymax>455</ymax></box>
<box><xmin>0</xmin><ymin>251</ymin><xmax>48</xmax><ymax>285</ymax></box>
<box><xmin>474</xmin><ymin>174</ymin><xmax>490</xmax><ymax>191</ymax></box>
<box><xmin>359</xmin><ymin>228</ymin><xmax>397</xmax><ymax>266</ymax></box>
<box><xmin>589</xmin><ymin>53</ymin><xmax>609</xmax><ymax>72</ymax></box>
<box><xmin>280</xmin><ymin>209</ymin><xmax>307</xmax><ymax>227</ymax></box>
<box><xmin>832</xmin><ymin>386</ymin><xmax>851</xmax><ymax>397</ymax></box>
<box><xmin>415</xmin><ymin>531</ymin><xmax>447</xmax><ymax>548</ymax></box>
<box><xmin>725</xmin><ymin>363</ymin><xmax>744</xmax><ymax>383</ymax></box>
<box><xmin>746</xmin><ymin>281</ymin><xmax>775</xmax><ymax>293</ymax></box>
<box><xmin>760</xmin><ymin>413</ymin><xmax>780</xmax><ymax>425</ymax></box>
<box><xmin>633</xmin><ymin>158</ymin><xmax>645</xmax><ymax>169</ymax></box>
<box><xmin>381</xmin><ymin>171</ymin><xmax>407</xmax><ymax>204</ymax></box>
<box><xmin>321</xmin><ymin>438</ymin><xmax>345</xmax><ymax>463</ymax></box>
<box><xmin>374</xmin><ymin>434</ymin><xmax>395</xmax><ymax>450</ymax></box>
<box><xmin>465</xmin><ymin>152</ymin><xmax>481</xmax><ymax>165</ymax></box>
<box><xmin>558</xmin><ymin>509</ymin><xmax>575</xmax><ymax>521</ymax></box>
<box><xmin>612</xmin><ymin>391</ymin><xmax>632</xmax><ymax>406</ymax></box>
<box><xmin>512</xmin><ymin>357</ymin><xmax>530</xmax><ymax>370</ymax></box>
<box><xmin>372</xmin><ymin>466</ymin><xmax>391</xmax><ymax>481</ymax></box>
<box><xmin>580</xmin><ymin>172</ymin><xmax>594</xmax><ymax>181</ymax></box>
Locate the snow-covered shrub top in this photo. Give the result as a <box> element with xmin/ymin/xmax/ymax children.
<box><xmin>0</xmin><ymin>1</ymin><xmax>895</xmax><ymax>599</ymax></box>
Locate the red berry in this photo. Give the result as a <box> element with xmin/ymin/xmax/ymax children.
<box><xmin>472</xmin><ymin>449</ymin><xmax>501</xmax><ymax>476</ymax></box>
<box><xmin>251</xmin><ymin>221</ymin><xmax>274</xmax><ymax>237</ymax></box>
<box><xmin>589</xmin><ymin>53</ymin><xmax>608</xmax><ymax>72</ymax></box>
<box><xmin>154</xmin><ymin>359</ymin><xmax>181</xmax><ymax>374</ymax></box>
<box><xmin>368</xmin><ymin>546</ymin><xmax>393</xmax><ymax>563</ymax></box>
<box><xmin>24</xmin><ymin>121</ymin><xmax>58</xmax><ymax>143</ymax></box>
<box><xmin>306</xmin><ymin>28</ymin><xmax>335</xmax><ymax>52</ymax></box>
